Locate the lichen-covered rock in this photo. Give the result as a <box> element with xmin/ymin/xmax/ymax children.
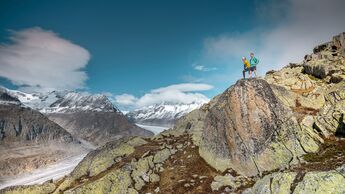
<box><xmin>198</xmin><ymin>79</ymin><xmax>318</xmax><ymax>176</ymax></box>
<box><xmin>70</xmin><ymin>140</ymin><xmax>132</xmax><ymax>179</ymax></box>
<box><xmin>245</xmin><ymin>172</ymin><xmax>297</xmax><ymax>194</ymax></box>
<box><xmin>126</xmin><ymin>188</ymin><xmax>139</xmax><ymax>194</ymax></box>
<box><xmin>314</xmin><ymin>82</ymin><xmax>345</xmax><ymax>138</ymax></box>
<box><xmin>153</xmin><ymin>148</ymin><xmax>172</xmax><ymax>164</ymax></box>
<box><xmin>210</xmin><ymin>174</ymin><xmax>236</xmax><ymax>191</ymax></box>
<box><xmin>1</xmin><ymin>183</ymin><xmax>56</xmax><ymax>194</ymax></box>
<box><xmin>265</xmin><ymin>66</ymin><xmax>325</xmax><ymax>110</ymax></box>
<box><xmin>131</xmin><ymin>156</ymin><xmax>154</xmax><ymax>190</ymax></box>
<box><xmin>54</xmin><ymin>137</ymin><xmax>147</xmax><ymax>192</ymax></box>
<box><xmin>173</xmin><ymin>109</ymin><xmax>206</xmax><ymax>145</ymax></box>
<box><xmin>293</xmin><ymin>171</ymin><xmax>345</xmax><ymax>194</ymax></box>
<box><xmin>299</xmin><ymin>115</ymin><xmax>324</xmax><ymax>151</ymax></box>
<box><xmin>65</xmin><ymin>169</ymin><xmax>132</xmax><ymax>194</ymax></box>
<box><xmin>303</xmin><ymin>32</ymin><xmax>345</xmax><ymax>82</ymax></box>
<box><xmin>149</xmin><ymin>173</ymin><xmax>160</xmax><ymax>183</ymax></box>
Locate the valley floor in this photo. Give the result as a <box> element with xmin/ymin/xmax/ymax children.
<box><xmin>135</xmin><ymin>123</ymin><xmax>169</xmax><ymax>135</ymax></box>
<box><xmin>0</xmin><ymin>153</ymin><xmax>87</xmax><ymax>190</ymax></box>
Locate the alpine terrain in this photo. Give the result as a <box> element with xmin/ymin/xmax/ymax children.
<box><xmin>127</xmin><ymin>101</ymin><xmax>207</xmax><ymax>127</ymax></box>
<box><xmin>2</xmin><ymin>32</ymin><xmax>345</xmax><ymax>194</ymax></box>
<box><xmin>0</xmin><ymin>88</ymin><xmax>86</xmax><ymax>180</ymax></box>
<box><xmin>5</xmin><ymin>89</ymin><xmax>154</xmax><ymax>146</ymax></box>
<box><xmin>45</xmin><ymin>92</ymin><xmax>153</xmax><ymax>146</ymax></box>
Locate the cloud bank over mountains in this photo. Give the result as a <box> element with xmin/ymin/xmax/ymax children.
<box><xmin>0</xmin><ymin>27</ymin><xmax>90</xmax><ymax>92</ymax></box>
<box><xmin>115</xmin><ymin>83</ymin><xmax>213</xmax><ymax>109</ymax></box>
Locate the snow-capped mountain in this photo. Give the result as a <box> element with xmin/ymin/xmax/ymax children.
<box><xmin>0</xmin><ymin>88</ymin><xmax>21</xmax><ymax>105</ymax></box>
<box><xmin>44</xmin><ymin>92</ymin><xmax>118</xmax><ymax>113</ymax></box>
<box><xmin>0</xmin><ymin>86</ymin><xmax>153</xmax><ymax>146</ymax></box>
<box><xmin>3</xmin><ymin>88</ymin><xmax>118</xmax><ymax>113</ymax></box>
<box><xmin>5</xmin><ymin>88</ymin><xmax>68</xmax><ymax>111</ymax></box>
<box><xmin>126</xmin><ymin>101</ymin><xmax>207</xmax><ymax>127</ymax></box>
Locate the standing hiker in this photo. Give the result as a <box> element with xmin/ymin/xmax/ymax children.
<box><xmin>249</xmin><ymin>52</ymin><xmax>259</xmax><ymax>77</ymax></box>
<box><xmin>242</xmin><ymin>56</ymin><xmax>251</xmax><ymax>79</ymax></box>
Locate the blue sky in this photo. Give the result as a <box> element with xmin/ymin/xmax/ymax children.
<box><xmin>0</xmin><ymin>0</ymin><xmax>344</xmax><ymax>110</ymax></box>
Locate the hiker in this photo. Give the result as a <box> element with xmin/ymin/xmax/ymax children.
<box><xmin>249</xmin><ymin>52</ymin><xmax>259</xmax><ymax>77</ymax></box>
<box><xmin>242</xmin><ymin>56</ymin><xmax>251</xmax><ymax>79</ymax></box>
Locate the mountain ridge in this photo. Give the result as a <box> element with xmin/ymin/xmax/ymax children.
<box><xmin>126</xmin><ymin>101</ymin><xmax>207</xmax><ymax>127</ymax></box>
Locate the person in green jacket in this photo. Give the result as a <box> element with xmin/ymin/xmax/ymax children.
<box><xmin>249</xmin><ymin>52</ymin><xmax>259</xmax><ymax>77</ymax></box>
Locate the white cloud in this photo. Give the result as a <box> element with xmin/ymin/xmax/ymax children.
<box><xmin>0</xmin><ymin>27</ymin><xmax>90</xmax><ymax>92</ymax></box>
<box><xmin>115</xmin><ymin>83</ymin><xmax>213</xmax><ymax>109</ymax></box>
<box><xmin>203</xmin><ymin>0</ymin><xmax>345</xmax><ymax>73</ymax></box>
<box><xmin>193</xmin><ymin>64</ymin><xmax>217</xmax><ymax>72</ymax></box>
<box><xmin>115</xmin><ymin>93</ymin><xmax>138</xmax><ymax>106</ymax></box>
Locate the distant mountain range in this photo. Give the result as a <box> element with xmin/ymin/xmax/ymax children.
<box><xmin>126</xmin><ymin>101</ymin><xmax>207</xmax><ymax>127</ymax></box>
<box><xmin>6</xmin><ymin>89</ymin><xmax>117</xmax><ymax>113</ymax></box>
<box><xmin>1</xmin><ymin>88</ymin><xmax>153</xmax><ymax>146</ymax></box>
<box><xmin>5</xmin><ymin>87</ymin><xmax>207</xmax><ymax>129</ymax></box>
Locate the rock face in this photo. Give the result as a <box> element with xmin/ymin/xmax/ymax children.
<box><xmin>246</xmin><ymin>166</ymin><xmax>345</xmax><ymax>194</ymax></box>
<box><xmin>0</xmin><ymin>102</ymin><xmax>75</xmax><ymax>144</ymax></box>
<box><xmin>47</xmin><ymin>111</ymin><xmax>153</xmax><ymax>146</ymax></box>
<box><xmin>0</xmin><ymin>90</ymin><xmax>85</xmax><ymax>178</ymax></box>
<box><xmin>196</xmin><ymin>79</ymin><xmax>320</xmax><ymax>176</ymax></box>
<box><xmin>45</xmin><ymin>92</ymin><xmax>153</xmax><ymax>146</ymax></box>
<box><xmin>303</xmin><ymin>32</ymin><xmax>345</xmax><ymax>83</ymax></box>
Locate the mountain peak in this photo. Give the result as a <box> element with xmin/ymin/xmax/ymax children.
<box><xmin>127</xmin><ymin>101</ymin><xmax>207</xmax><ymax>127</ymax></box>
<box><xmin>0</xmin><ymin>88</ymin><xmax>21</xmax><ymax>105</ymax></box>
<box><xmin>46</xmin><ymin>92</ymin><xmax>118</xmax><ymax>113</ymax></box>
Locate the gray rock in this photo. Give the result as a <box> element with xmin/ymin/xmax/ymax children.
<box><xmin>149</xmin><ymin>173</ymin><xmax>160</xmax><ymax>183</ymax></box>
<box><xmin>211</xmin><ymin>174</ymin><xmax>236</xmax><ymax>191</ymax></box>
<box><xmin>153</xmin><ymin>148</ymin><xmax>172</xmax><ymax>164</ymax></box>
<box><xmin>198</xmin><ymin>79</ymin><xmax>310</xmax><ymax>176</ymax></box>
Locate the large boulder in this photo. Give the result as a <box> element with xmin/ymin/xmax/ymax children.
<box><xmin>246</xmin><ymin>165</ymin><xmax>345</xmax><ymax>194</ymax></box>
<box><xmin>265</xmin><ymin>66</ymin><xmax>326</xmax><ymax>110</ymax></box>
<box><xmin>314</xmin><ymin>82</ymin><xmax>345</xmax><ymax>138</ymax></box>
<box><xmin>195</xmin><ymin>79</ymin><xmax>320</xmax><ymax>176</ymax></box>
<box><xmin>333</xmin><ymin>32</ymin><xmax>345</xmax><ymax>56</ymax></box>
<box><xmin>244</xmin><ymin>172</ymin><xmax>297</xmax><ymax>194</ymax></box>
<box><xmin>303</xmin><ymin>32</ymin><xmax>345</xmax><ymax>83</ymax></box>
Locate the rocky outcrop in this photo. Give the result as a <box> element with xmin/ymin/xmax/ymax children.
<box><xmin>246</xmin><ymin>165</ymin><xmax>345</xmax><ymax>194</ymax></box>
<box><xmin>303</xmin><ymin>32</ymin><xmax>345</xmax><ymax>83</ymax></box>
<box><xmin>194</xmin><ymin>79</ymin><xmax>320</xmax><ymax>176</ymax></box>
<box><xmin>170</xmin><ymin>32</ymin><xmax>345</xmax><ymax>192</ymax></box>
<box><xmin>244</xmin><ymin>172</ymin><xmax>297</xmax><ymax>194</ymax></box>
<box><xmin>314</xmin><ymin>82</ymin><xmax>345</xmax><ymax>138</ymax></box>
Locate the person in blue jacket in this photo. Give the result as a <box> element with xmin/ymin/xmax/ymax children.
<box><xmin>249</xmin><ymin>52</ymin><xmax>259</xmax><ymax>77</ymax></box>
